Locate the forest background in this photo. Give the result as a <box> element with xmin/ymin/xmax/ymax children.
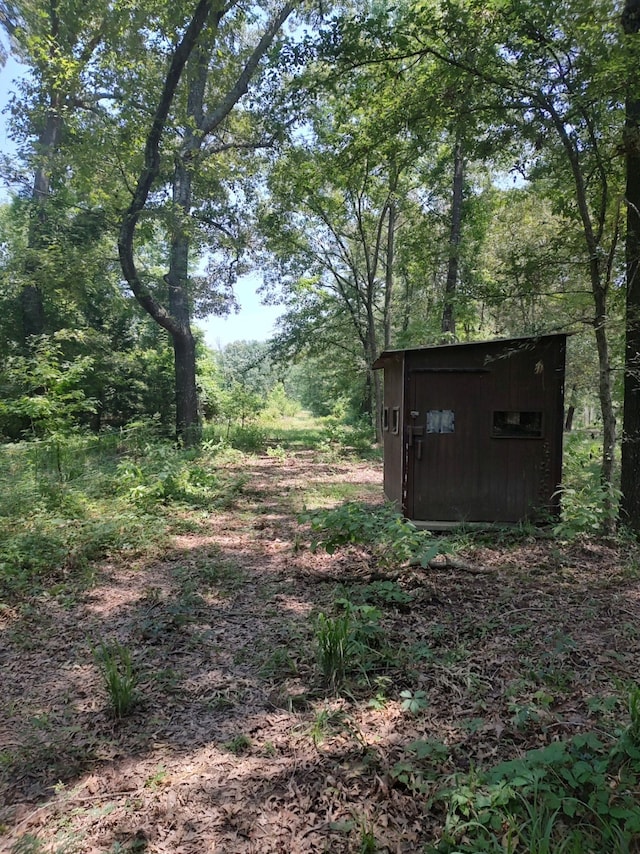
<box><xmin>0</xmin><ymin>0</ymin><xmax>640</xmax><ymax>534</ymax></box>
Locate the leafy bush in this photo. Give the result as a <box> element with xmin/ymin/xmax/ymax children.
<box><xmin>554</xmin><ymin>481</ymin><xmax>622</xmax><ymax>539</ymax></box>
<box><xmin>554</xmin><ymin>434</ymin><xmax>620</xmax><ymax>538</ymax></box>
<box><xmin>430</xmin><ymin>716</ymin><xmax>640</xmax><ymax>852</ymax></box>
<box><xmin>303</xmin><ymin>501</ymin><xmax>443</xmax><ymax>567</ymax></box>
<box><xmin>228</xmin><ymin>424</ymin><xmax>268</xmax><ymax>452</ymax></box>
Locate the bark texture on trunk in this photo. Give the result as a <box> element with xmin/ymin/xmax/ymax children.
<box><xmin>384</xmin><ymin>196</ymin><xmax>396</xmax><ymax>350</ymax></box>
<box><xmin>621</xmin><ymin>0</ymin><xmax>640</xmax><ymax>531</ymax></box>
<box><xmin>173</xmin><ymin>328</ymin><xmax>200</xmax><ymax>445</ymax></box>
<box><xmin>543</xmin><ymin>97</ymin><xmax>617</xmax><ymax>533</ymax></box>
<box><xmin>167</xmin><ymin>154</ymin><xmax>202</xmax><ymax>443</ymax></box>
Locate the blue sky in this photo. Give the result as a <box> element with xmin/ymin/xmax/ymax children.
<box><xmin>0</xmin><ymin>53</ymin><xmax>282</xmax><ymax>350</ymax></box>
<box><xmin>200</xmin><ymin>274</ymin><xmax>283</xmax><ymax>349</ymax></box>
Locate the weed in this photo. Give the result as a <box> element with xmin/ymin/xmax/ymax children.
<box><xmin>315</xmin><ymin>612</ymin><xmax>351</xmax><ymax>691</ymax></box>
<box><xmin>206</xmin><ymin>690</ymin><xmax>237</xmax><ymax>711</ymax></box>
<box><xmin>228</xmin><ymin>424</ymin><xmax>267</xmax><ymax>452</ymax></box>
<box><xmin>315</xmin><ymin>599</ymin><xmax>390</xmax><ymax>691</ymax></box>
<box><xmin>391</xmin><ymin>738</ymin><xmax>450</xmax><ymax>795</ymax></box>
<box><xmin>144</xmin><ymin>766</ymin><xmax>168</xmax><ymax>789</ymax></box>
<box><xmin>94</xmin><ymin>641</ymin><xmax>139</xmax><ymax>718</ymax></box>
<box><xmin>400</xmin><ymin>689</ymin><xmax>429</xmax><ymax>714</ymax></box>
<box><xmin>627</xmin><ymin>683</ymin><xmax>640</xmax><ymax>745</ymax></box>
<box><xmin>428</xmin><ymin>724</ymin><xmax>640</xmax><ymax>853</ymax></box>
<box><xmin>613</xmin><ymin>683</ymin><xmax>640</xmax><ymax>761</ymax></box>
<box><xmin>407</xmin><ymin>738</ymin><xmax>450</xmax><ymax>764</ymax></box>
<box><xmin>10</xmin><ymin>835</ymin><xmax>45</xmax><ymax>854</ymax></box>
<box><xmin>308</xmin><ymin>706</ymin><xmax>362</xmax><ymax>748</ymax></box>
<box><xmin>554</xmin><ymin>434</ymin><xmax>622</xmax><ymax>538</ymax></box>
<box><xmin>302</xmin><ymin>501</ymin><xmax>445</xmax><ymax>567</ymax></box>
<box><xmin>223</xmin><ymin>734</ymin><xmax>251</xmax><ymax>755</ymax></box>
<box><xmin>358</xmin><ymin>823</ymin><xmax>377</xmax><ymax>853</ymax></box>
<box><xmin>260</xmin><ymin>648</ymin><xmax>299</xmax><ymax>678</ymax></box>
<box><xmin>359</xmin><ymin>580</ymin><xmax>414</xmax><ymax>607</ymax></box>
<box><xmin>266</xmin><ymin>444</ymin><xmax>287</xmax><ymax>462</ymax></box>
<box><xmin>367</xmin><ymin>692</ymin><xmax>388</xmax><ymax>711</ymax></box>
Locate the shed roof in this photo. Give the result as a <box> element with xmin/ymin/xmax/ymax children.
<box><xmin>372</xmin><ymin>332</ymin><xmax>569</xmax><ymax>369</ymax></box>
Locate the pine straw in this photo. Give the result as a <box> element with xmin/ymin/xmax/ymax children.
<box><xmin>1</xmin><ymin>452</ymin><xmax>640</xmax><ymax>853</ymax></box>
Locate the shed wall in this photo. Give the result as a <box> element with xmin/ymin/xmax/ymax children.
<box><xmin>380</xmin><ymin>356</ymin><xmax>404</xmax><ymax>506</ymax></box>
<box><xmin>378</xmin><ymin>336</ymin><xmax>566</xmax><ymax>524</ymax></box>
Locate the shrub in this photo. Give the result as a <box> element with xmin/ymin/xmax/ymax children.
<box><xmin>303</xmin><ymin>501</ymin><xmax>443</xmax><ymax>567</ymax></box>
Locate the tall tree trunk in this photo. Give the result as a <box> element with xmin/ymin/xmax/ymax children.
<box><xmin>441</xmin><ymin>136</ymin><xmax>464</xmax><ymax>340</ymax></box>
<box><xmin>564</xmin><ymin>384</ymin><xmax>577</xmax><ymax>432</ymax></box>
<box><xmin>118</xmin><ymin>0</ymin><xmax>216</xmax><ymax>441</ymax></box>
<box><xmin>165</xmin><ymin>48</ymin><xmax>208</xmax><ymax>445</ymax></box>
<box><xmin>118</xmin><ymin>0</ymin><xmax>296</xmax><ymax>445</ymax></box>
<box><xmin>167</xmin><ymin>154</ymin><xmax>201</xmax><ymax>444</ymax></box>
<box><xmin>620</xmin><ymin>0</ymin><xmax>640</xmax><ymax>531</ymax></box>
<box><xmin>383</xmin><ymin>196</ymin><xmax>395</xmax><ymax>350</ymax></box>
<box><xmin>365</xmin><ymin>302</ymin><xmax>382</xmax><ymax>443</ymax></box>
<box><xmin>383</xmin><ymin>160</ymin><xmax>398</xmax><ymax>349</ymax></box>
<box><xmin>544</xmin><ymin>101</ymin><xmax>617</xmax><ymax>533</ymax></box>
<box><xmin>593</xmin><ymin>288</ymin><xmax>617</xmax><ymax>519</ymax></box>
<box><xmin>22</xmin><ymin>65</ymin><xmax>64</xmax><ymax>343</ymax></box>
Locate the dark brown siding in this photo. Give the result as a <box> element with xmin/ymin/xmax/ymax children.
<box><xmin>375</xmin><ymin>335</ymin><xmax>566</xmax><ymax>524</ymax></box>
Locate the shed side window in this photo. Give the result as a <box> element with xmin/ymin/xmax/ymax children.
<box><xmin>492</xmin><ymin>411</ymin><xmax>543</xmax><ymax>438</ymax></box>
<box><xmin>382</xmin><ymin>407</ymin><xmax>389</xmax><ymax>431</ymax></box>
<box><xmin>391</xmin><ymin>407</ymin><xmax>400</xmax><ymax>435</ymax></box>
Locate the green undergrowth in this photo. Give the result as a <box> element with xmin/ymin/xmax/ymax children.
<box><xmin>307</xmin><ymin>588</ymin><xmax>640</xmax><ymax>850</ymax></box>
<box><xmin>302</xmin><ymin>501</ymin><xmax>446</xmax><ymax>567</ymax></box>
<box><xmin>0</xmin><ymin>425</ymin><xmax>251</xmax><ymax>602</ymax></box>
<box><xmin>0</xmin><ymin>412</ymin><xmax>376</xmax><ymax>604</ymax></box>
<box><xmin>428</xmin><ymin>691</ymin><xmax>640</xmax><ymax>852</ymax></box>
<box><xmin>555</xmin><ymin>433</ymin><xmax>622</xmax><ymax>539</ymax></box>
<box><xmin>202</xmin><ymin>410</ymin><xmax>378</xmax><ymax>458</ymax></box>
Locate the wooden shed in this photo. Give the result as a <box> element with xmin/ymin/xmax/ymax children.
<box><xmin>373</xmin><ymin>334</ymin><xmax>567</xmax><ymax>525</ymax></box>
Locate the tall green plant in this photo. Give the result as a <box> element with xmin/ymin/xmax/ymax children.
<box><xmin>94</xmin><ymin>641</ymin><xmax>139</xmax><ymax>718</ymax></box>
<box><xmin>0</xmin><ymin>333</ymin><xmax>96</xmax><ymax>437</ymax></box>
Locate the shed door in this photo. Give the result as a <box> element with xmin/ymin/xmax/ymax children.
<box><xmin>407</xmin><ymin>370</ymin><xmax>493</xmax><ymax>522</ymax></box>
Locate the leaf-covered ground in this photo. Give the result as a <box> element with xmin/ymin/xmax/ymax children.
<box><xmin>2</xmin><ymin>449</ymin><xmax>640</xmax><ymax>852</ymax></box>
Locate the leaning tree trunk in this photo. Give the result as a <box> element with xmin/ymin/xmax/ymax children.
<box><xmin>441</xmin><ymin>136</ymin><xmax>464</xmax><ymax>340</ymax></box>
<box><xmin>118</xmin><ymin>0</ymin><xmax>215</xmax><ymax>443</ymax></box>
<box><xmin>620</xmin><ymin>0</ymin><xmax>640</xmax><ymax>531</ymax></box>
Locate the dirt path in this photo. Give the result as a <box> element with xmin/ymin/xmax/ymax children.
<box><xmin>2</xmin><ymin>451</ymin><xmax>640</xmax><ymax>852</ymax></box>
